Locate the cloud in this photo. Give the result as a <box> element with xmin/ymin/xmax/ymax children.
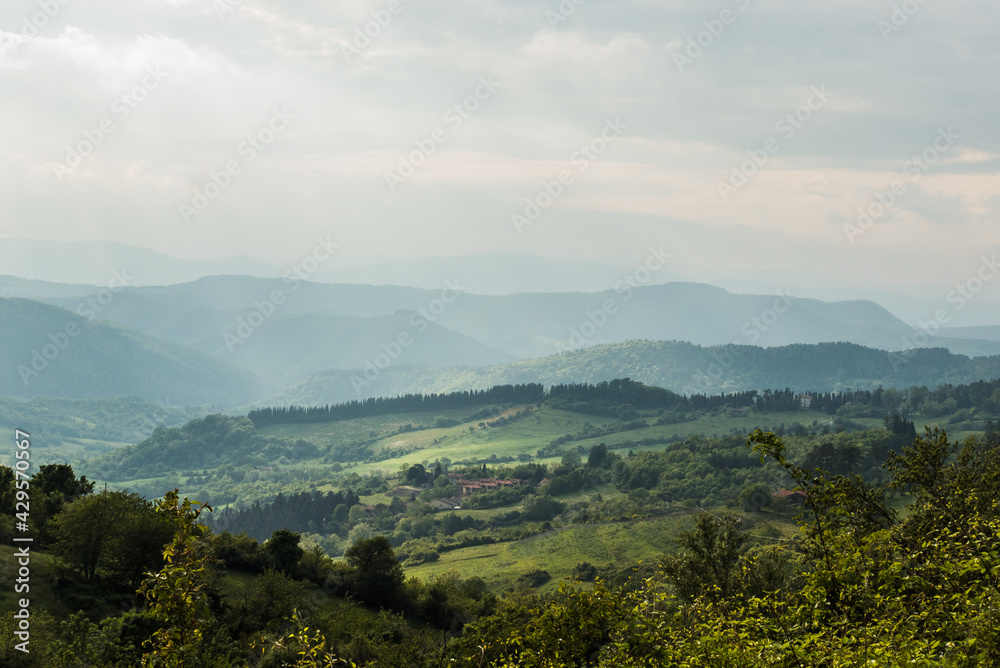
<box><xmin>899</xmin><ymin>185</ymin><xmax>971</xmax><ymax>225</ymax></box>
<box><xmin>0</xmin><ymin>0</ymin><xmax>999</xmax><ymax>292</ymax></box>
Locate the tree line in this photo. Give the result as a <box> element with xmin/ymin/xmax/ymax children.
<box><xmin>208</xmin><ymin>489</ymin><xmax>362</xmax><ymax>541</ymax></box>
<box><xmin>247</xmin><ymin>375</ymin><xmax>1000</xmax><ymax>431</ymax></box>
<box><xmin>248</xmin><ymin>384</ymin><xmax>545</xmax><ymax>427</ymax></box>
<box><xmin>6</xmin><ymin>422</ymin><xmax>1000</xmax><ymax>665</ymax></box>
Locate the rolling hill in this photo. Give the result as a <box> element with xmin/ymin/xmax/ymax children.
<box><xmin>268</xmin><ymin>340</ymin><xmax>1000</xmax><ymax>406</ymax></box>
<box><xmin>11</xmin><ymin>275</ymin><xmax>1000</xmax><ymax>366</ymax></box>
<box><xmin>0</xmin><ymin>298</ymin><xmax>262</xmax><ymax>405</ymax></box>
<box><xmin>4</xmin><ymin>276</ymin><xmax>1000</xmax><ymax>409</ymax></box>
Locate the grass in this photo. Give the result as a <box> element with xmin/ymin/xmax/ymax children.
<box><xmin>0</xmin><ymin>545</ymin><xmax>87</xmax><ymax>621</ymax></box>
<box><xmin>259</xmin><ymin>410</ymin><xmax>468</xmax><ymax>452</ymax></box>
<box><xmin>356</xmin><ymin>407</ymin><xmax>592</xmax><ymax>472</ymax></box>
<box><xmin>92</xmin><ymin>403</ymin><xmax>990</xmax><ymax>505</ymax></box>
<box><xmin>270</xmin><ymin>406</ymin><xmax>870</xmax><ymax>478</ymax></box>
<box><xmin>0</xmin><ymin>419</ymin><xmax>130</xmax><ymax>470</ymax></box>
<box><xmin>405</xmin><ymin>507</ymin><xmax>801</xmax><ymax>594</ymax></box>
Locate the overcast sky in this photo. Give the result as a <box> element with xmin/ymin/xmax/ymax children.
<box><xmin>2</xmin><ymin>0</ymin><xmax>998</xmax><ymax>293</ymax></box>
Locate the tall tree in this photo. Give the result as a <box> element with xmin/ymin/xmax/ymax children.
<box><xmin>661</xmin><ymin>512</ymin><xmax>749</xmax><ymax>601</ymax></box>
<box><xmin>140</xmin><ymin>490</ymin><xmax>219</xmax><ymax>666</ymax></box>
<box><xmin>264</xmin><ymin>528</ymin><xmax>304</xmax><ymax>574</ymax></box>
<box><xmin>51</xmin><ymin>489</ymin><xmax>171</xmax><ymax>584</ymax></box>
<box><xmin>345</xmin><ymin>535</ymin><xmax>404</xmax><ymax>609</ymax></box>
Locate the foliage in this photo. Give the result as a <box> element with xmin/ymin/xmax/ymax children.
<box><xmin>87</xmin><ymin>415</ymin><xmax>320</xmax><ymax>481</ymax></box>
<box><xmin>265</xmin><ymin>529</ymin><xmax>305</xmax><ymax>574</ymax></box>
<box><xmin>139</xmin><ymin>490</ymin><xmax>221</xmax><ymax>666</ymax></box>
<box><xmin>252</xmin><ymin>610</ymin><xmax>356</xmax><ymax>667</ymax></box>
<box><xmin>344</xmin><ymin>535</ymin><xmax>406</xmax><ymax>609</ymax></box>
<box><xmin>738</xmin><ymin>482</ymin><xmax>773</xmax><ymax>512</ymax></box>
<box><xmin>520</xmin><ymin>495</ymin><xmax>566</xmax><ymax>522</ymax></box>
<box><xmin>660</xmin><ymin>512</ymin><xmax>749</xmax><ymax>601</ymax></box>
<box><xmin>445</xmin><ymin>427</ymin><xmax>1000</xmax><ymax>667</ymax></box>
<box><xmin>249</xmin><ymin>385</ymin><xmax>545</xmax><ymax>427</ymax></box>
<box><xmin>0</xmin><ymin>395</ymin><xmax>208</xmax><ymax>452</ymax></box>
<box><xmin>267</xmin><ymin>340</ymin><xmax>1000</xmax><ymax>407</ymax></box>
<box><xmin>211</xmin><ymin>489</ymin><xmax>362</xmax><ymax>542</ymax></box>
<box><xmin>51</xmin><ymin>489</ymin><xmax>174</xmax><ymax>586</ymax></box>
<box><xmin>224</xmin><ymin>568</ymin><xmax>307</xmax><ymax>639</ymax></box>
<box><xmin>11</xmin><ymin>370</ymin><xmax>1000</xmax><ymax>667</ymax></box>
<box><xmin>22</xmin><ymin>463</ymin><xmax>95</xmax><ymax>545</ymax></box>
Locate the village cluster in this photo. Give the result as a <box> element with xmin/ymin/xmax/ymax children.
<box><xmin>355</xmin><ymin>472</ymin><xmax>553</xmax><ymax>515</ymax></box>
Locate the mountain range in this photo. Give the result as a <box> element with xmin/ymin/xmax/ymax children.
<box><xmin>4</xmin><ymin>239</ymin><xmax>1000</xmax><ymax>328</ymax></box>
<box><xmin>268</xmin><ymin>341</ymin><xmax>1000</xmax><ymax>407</ymax></box>
<box><xmin>2</xmin><ymin>271</ymin><xmax>1000</xmax><ymax>407</ymax></box>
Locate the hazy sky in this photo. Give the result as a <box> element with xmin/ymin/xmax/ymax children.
<box><xmin>2</xmin><ymin>0</ymin><xmax>998</xmax><ymax>291</ymax></box>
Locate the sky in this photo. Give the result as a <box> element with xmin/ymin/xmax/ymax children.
<box><xmin>2</xmin><ymin>0</ymin><xmax>999</xmax><ymax>295</ymax></box>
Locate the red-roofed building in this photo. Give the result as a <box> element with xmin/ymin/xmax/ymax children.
<box><xmin>773</xmin><ymin>489</ymin><xmax>808</xmax><ymax>504</ymax></box>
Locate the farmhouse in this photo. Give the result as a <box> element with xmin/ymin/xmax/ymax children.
<box><xmin>428</xmin><ymin>497</ymin><xmax>462</xmax><ymax>511</ymax></box>
<box><xmin>773</xmin><ymin>488</ymin><xmax>808</xmax><ymax>505</ymax></box>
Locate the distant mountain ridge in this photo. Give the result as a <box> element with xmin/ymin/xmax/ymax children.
<box><xmin>0</xmin><ymin>298</ymin><xmax>262</xmax><ymax>405</ymax></box>
<box><xmin>6</xmin><ymin>275</ymin><xmax>999</xmax><ymax>365</ymax></box>
<box><xmin>3</xmin><ymin>276</ymin><xmax>1000</xmax><ymax>409</ymax></box>
<box><xmin>5</xmin><ymin>239</ymin><xmax>998</xmax><ymax>330</ymax></box>
<box><xmin>266</xmin><ymin>340</ymin><xmax>1000</xmax><ymax>407</ymax></box>
<box><xmin>0</xmin><ymin>239</ymin><xmax>279</xmax><ymax>286</ymax></box>
<box><xmin>0</xmin><ymin>240</ymin><xmax>671</xmax><ymax>294</ymax></box>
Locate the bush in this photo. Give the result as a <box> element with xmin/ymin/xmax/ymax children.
<box><xmin>404</xmin><ymin>548</ymin><xmax>440</xmax><ymax>566</ymax></box>
<box><xmin>211</xmin><ymin>531</ymin><xmax>267</xmax><ymax>573</ymax></box>
<box><xmin>521</xmin><ymin>495</ymin><xmax>566</xmax><ymax>522</ymax></box>
<box><xmin>515</xmin><ymin>569</ymin><xmax>552</xmax><ymax>588</ymax></box>
<box><xmin>572</xmin><ymin>562</ymin><xmax>598</xmax><ymax>581</ymax></box>
<box><xmin>485</xmin><ymin>510</ymin><xmax>522</xmax><ymax>528</ymax></box>
<box><xmin>739</xmin><ymin>483</ymin><xmax>773</xmax><ymax>512</ymax></box>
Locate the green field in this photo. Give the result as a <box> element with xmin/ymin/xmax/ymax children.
<box><xmin>259</xmin><ymin>407</ymin><xmax>876</xmax><ymax>477</ymax></box>
<box><xmin>405</xmin><ymin>507</ymin><xmax>800</xmax><ymax>594</ymax></box>
<box><xmin>89</xmin><ymin>402</ymin><xmax>984</xmax><ymax>504</ymax></box>
<box><xmin>0</xmin><ymin>419</ymin><xmax>130</xmax><ymax>470</ymax></box>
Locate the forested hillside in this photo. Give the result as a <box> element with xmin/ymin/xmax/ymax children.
<box><xmin>20</xmin><ymin>275</ymin><xmax>1000</xmax><ymax>379</ymax></box>
<box><xmin>8</xmin><ymin>284</ymin><xmax>1000</xmax><ymax>410</ymax></box>
<box><xmin>78</xmin><ymin>377</ymin><xmax>1000</xmax><ymax>515</ymax></box>
<box><xmin>4</xmin><ymin>423</ymin><xmax>999</xmax><ymax>666</ymax></box>
<box><xmin>271</xmin><ymin>340</ymin><xmax>1000</xmax><ymax>405</ymax></box>
<box><xmin>0</xmin><ymin>298</ymin><xmax>262</xmax><ymax>404</ymax></box>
